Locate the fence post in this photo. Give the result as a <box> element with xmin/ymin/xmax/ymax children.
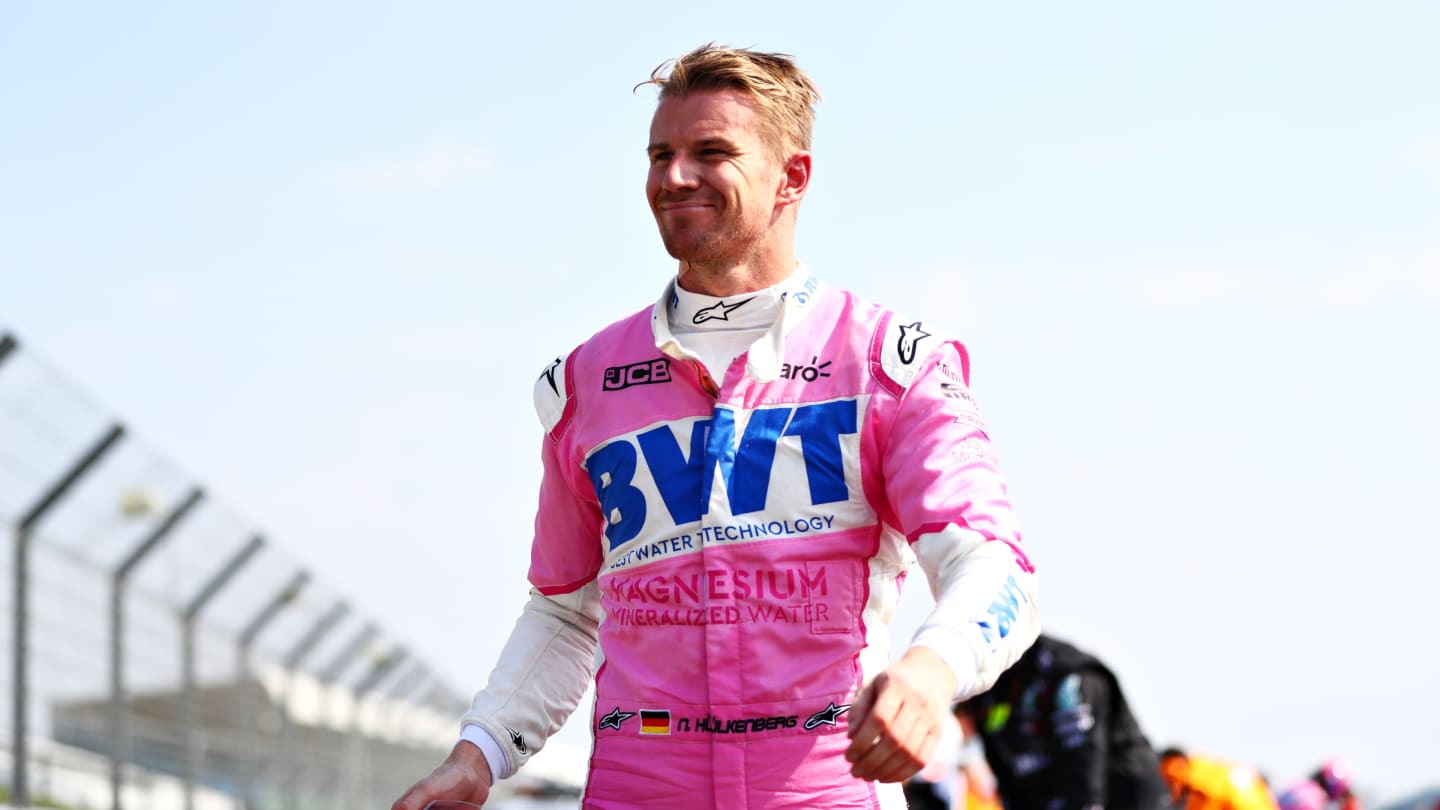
<box><xmin>380</xmin><ymin>662</ymin><xmax>428</xmax><ymax>745</ymax></box>
<box><xmin>277</xmin><ymin>600</ymin><xmax>350</xmax><ymax>810</ymax></box>
<box><xmin>109</xmin><ymin>487</ymin><xmax>205</xmax><ymax>810</ymax></box>
<box><xmin>234</xmin><ymin>570</ymin><xmax>309</xmax><ymax>808</ymax></box>
<box><xmin>179</xmin><ymin>534</ymin><xmax>264</xmax><ymax>810</ymax></box>
<box><xmin>9</xmin><ymin>423</ymin><xmax>126</xmax><ymax>807</ymax></box>
<box><xmin>351</xmin><ymin>649</ymin><xmax>407</xmax><ymax>804</ymax></box>
<box><xmin>314</xmin><ymin>624</ymin><xmax>379</xmax><ymax>810</ymax></box>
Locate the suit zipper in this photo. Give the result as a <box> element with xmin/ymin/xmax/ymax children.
<box><xmin>693</xmin><ymin>361</ymin><xmax>719</xmax><ymax>397</ymax></box>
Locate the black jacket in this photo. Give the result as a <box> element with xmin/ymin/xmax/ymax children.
<box><xmin>964</xmin><ymin>635</ymin><xmax>1167</xmax><ymax>809</ymax></box>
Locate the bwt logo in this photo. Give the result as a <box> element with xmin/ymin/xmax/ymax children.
<box><xmin>977</xmin><ymin>575</ymin><xmax>1029</xmax><ymax>645</ymax></box>
<box><xmin>603</xmin><ymin>358</ymin><xmax>672</xmax><ymax>391</ymax></box>
<box><xmin>587</xmin><ymin>400</ymin><xmax>859</xmax><ymax>550</ymax></box>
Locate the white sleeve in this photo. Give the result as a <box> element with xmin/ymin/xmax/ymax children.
<box><xmin>458</xmin><ymin>584</ymin><xmax>601</xmax><ymax>779</ymax></box>
<box><xmin>909</xmin><ymin>527</ymin><xmax>1040</xmax><ymax>699</ymax></box>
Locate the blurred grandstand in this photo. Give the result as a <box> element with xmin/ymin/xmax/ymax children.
<box><xmin>0</xmin><ymin>331</ymin><xmax>583</xmax><ymax>809</ymax></box>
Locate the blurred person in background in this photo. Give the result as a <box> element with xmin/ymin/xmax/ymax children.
<box><xmin>1275</xmin><ymin>757</ymin><xmax>1361</xmax><ymax>810</ymax></box>
<box><xmin>902</xmin><ymin>705</ymin><xmax>1002</xmax><ymax>810</ymax></box>
<box><xmin>958</xmin><ymin>755</ymin><xmax>1004</xmax><ymax>810</ymax></box>
<box><xmin>957</xmin><ymin>633</ymin><xmax>1169</xmax><ymax>809</ymax></box>
<box><xmin>902</xmin><ymin>705</ymin><xmax>962</xmax><ymax>810</ymax></box>
<box><xmin>1159</xmin><ymin>748</ymin><xmax>1280</xmax><ymax>810</ymax></box>
<box><xmin>392</xmin><ymin>42</ymin><xmax>1040</xmax><ymax>810</ymax></box>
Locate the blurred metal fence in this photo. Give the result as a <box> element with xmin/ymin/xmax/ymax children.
<box><xmin>0</xmin><ymin>330</ymin><xmax>494</xmax><ymax>809</ymax></box>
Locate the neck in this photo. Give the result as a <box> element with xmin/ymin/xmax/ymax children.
<box><xmin>676</xmin><ymin>244</ymin><xmax>797</xmax><ymax>297</ymax></box>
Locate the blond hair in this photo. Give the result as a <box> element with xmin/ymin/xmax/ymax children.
<box><xmin>641</xmin><ymin>44</ymin><xmax>822</xmax><ymax>159</ymax></box>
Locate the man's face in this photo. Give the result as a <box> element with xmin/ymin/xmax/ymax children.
<box><xmin>646</xmin><ymin>89</ymin><xmax>787</xmax><ymax>265</ymax></box>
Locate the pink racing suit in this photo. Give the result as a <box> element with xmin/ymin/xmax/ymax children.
<box><xmin>1277</xmin><ymin>781</ymin><xmax>1329</xmax><ymax>810</ymax></box>
<box><xmin>462</xmin><ymin>269</ymin><xmax>1040</xmax><ymax>809</ymax></box>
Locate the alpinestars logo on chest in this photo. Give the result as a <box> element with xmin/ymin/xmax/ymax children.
<box><xmin>804</xmin><ymin>702</ymin><xmax>852</xmax><ymax>730</ymax></box>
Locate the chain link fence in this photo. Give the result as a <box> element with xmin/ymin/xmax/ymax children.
<box><xmin>0</xmin><ymin>331</ymin><xmax>576</xmax><ymax>809</ymax></box>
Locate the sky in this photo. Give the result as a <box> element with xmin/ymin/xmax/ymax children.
<box><xmin>2</xmin><ymin>0</ymin><xmax>1438</xmax><ymax>802</ymax></box>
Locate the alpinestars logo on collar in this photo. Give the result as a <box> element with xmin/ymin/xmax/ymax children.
<box><xmin>804</xmin><ymin>702</ymin><xmax>852</xmax><ymax>730</ymax></box>
<box><xmin>693</xmin><ymin>297</ymin><xmax>754</xmax><ymax>324</ymax></box>
<box><xmin>897</xmin><ymin>321</ymin><xmax>931</xmax><ymax>364</ymax></box>
<box><xmin>598</xmin><ymin>707</ymin><xmax>636</xmax><ymax>731</ymax></box>
<box><xmin>504</xmin><ymin>726</ymin><xmax>527</xmax><ymax>753</ymax></box>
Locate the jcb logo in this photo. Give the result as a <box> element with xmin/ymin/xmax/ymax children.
<box><xmin>603</xmin><ymin>358</ymin><xmax>672</xmax><ymax>391</ymax></box>
<box><xmin>587</xmin><ymin>400</ymin><xmax>860</xmax><ymax>550</ymax></box>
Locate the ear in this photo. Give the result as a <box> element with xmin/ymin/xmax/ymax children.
<box><xmin>775</xmin><ymin>151</ymin><xmax>812</xmax><ymax>207</ymax></box>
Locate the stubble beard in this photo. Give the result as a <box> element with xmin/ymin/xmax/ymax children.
<box><xmin>659</xmin><ymin>209</ymin><xmax>767</xmax><ymax>272</ymax></box>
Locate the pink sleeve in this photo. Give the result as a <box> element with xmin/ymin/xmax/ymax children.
<box><xmin>882</xmin><ymin>340</ymin><xmax>1028</xmax><ymax>567</ymax></box>
<box><xmin>528</xmin><ymin>429</ymin><xmax>605</xmax><ymax>596</ymax></box>
<box><xmin>879</xmin><ymin>338</ymin><xmax>1041</xmax><ymax>699</ymax></box>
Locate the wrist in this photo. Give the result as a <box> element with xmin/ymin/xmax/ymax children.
<box><xmin>451</xmin><ymin>739</ymin><xmax>494</xmax><ymax>788</ymax></box>
<box><xmin>902</xmin><ymin>645</ymin><xmax>959</xmax><ymax>703</ymax></box>
<box><xmin>457</xmin><ymin>725</ymin><xmax>507</xmax><ymax>782</ymax></box>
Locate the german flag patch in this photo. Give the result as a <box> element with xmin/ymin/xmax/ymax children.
<box><xmin>639</xmin><ymin>709</ymin><xmax>671</xmax><ymax>735</ymax></box>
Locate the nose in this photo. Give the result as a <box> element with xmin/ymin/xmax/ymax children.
<box><xmin>660</xmin><ymin>152</ymin><xmax>699</xmax><ymax>191</ymax></box>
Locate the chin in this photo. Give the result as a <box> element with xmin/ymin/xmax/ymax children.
<box><xmin>661</xmin><ymin>235</ymin><xmax>709</xmax><ymax>261</ymax></box>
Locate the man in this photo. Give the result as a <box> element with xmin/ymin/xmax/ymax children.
<box><xmin>958</xmin><ymin>634</ymin><xmax>1168</xmax><ymax>809</ymax></box>
<box><xmin>1276</xmin><ymin>757</ymin><xmax>1361</xmax><ymax>810</ymax></box>
<box><xmin>392</xmin><ymin>44</ymin><xmax>1039</xmax><ymax>810</ymax></box>
<box><xmin>1159</xmin><ymin>748</ymin><xmax>1280</xmax><ymax>810</ymax></box>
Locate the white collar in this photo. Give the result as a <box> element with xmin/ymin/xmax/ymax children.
<box><xmin>651</xmin><ymin>265</ymin><xmax>827</xmax><ymax>383</ymax></box>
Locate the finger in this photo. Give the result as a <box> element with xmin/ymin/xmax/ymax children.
<box><xmin>845</xmin><ymin>678</ymin><xmax>878</xmax><ymax>739</ymax></box>
<box><xmin>878</xmin><ymin>720</ymin><xmax>941</xmax><ymax>783</ymax></box>
<box><xmin>391</xmin><ymin>783</ymin><xmax>436</xmax><ymax>810</ymax></box>
<box><xmin>847</xmin><ymin>706</ymin><xmax>905</xmax><ymax>775</ymax></box>
<box><xmin>393</xmin><ymin>766</ymin><xmax>471</xmax><ymax>810</ymax></box>
<box><xmin>848</xmin><ymin>710</ymin><xmax>915</xmax><ymax>780</ymax></box>
<box><xmin>845</xmin><ymin>675</ymin><xmax>904</xmax><ymax>754</ymax></box>
<box><xmin>845</xmin><ymin>676</ymin><xmax>908</xmax><ymax>763</ymax></box>
<box><xmin>849</xmin><ymin>734</ymin><xmax>894</xmax><ymax>781</ymax></box>
<box><xmin>858</xmin><ymin>731</ymin><xmax>933</xmax><ymax>783</ymax></box>
<box><xmin>844</xmin><ymin>714</ymin><xmax>885</xmax><ymax>764</ymax></box>
<box><xmin>851</xmin><ymin>699</ymin><xmax>941</xmax><ymax>782</ymax></box>
<box><xmin>859</xmin><ymin>743</ymin><xmax>915</xmax><ymax>783</ymax></box>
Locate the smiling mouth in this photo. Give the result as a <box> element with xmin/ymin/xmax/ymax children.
<box><xmin>659</xmin><ymin>196</ymin><xmax>716</xmax><ymax>209</ymax></box>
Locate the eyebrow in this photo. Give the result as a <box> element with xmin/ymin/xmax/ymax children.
<box><xmin>646</xmin><ymin>136</ymin><xmax>740</xmax><ymax>155</ymax></box>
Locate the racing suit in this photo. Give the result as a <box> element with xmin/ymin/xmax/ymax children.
<box><xmin>461</xmin><ymin>267</ymin><xmax>1040</xmax><ymax>809</ymax></box>
<box><xmin>1160</xmin><ymin>751</ymin><xmax>1280</xmax><ymax>810</ymax></box>
<box><xmin>1276</xmin><ymin>779</ymin><xmax>1360</xmax><ymax>810</ymax></box>
<box><xmin>963</xmin><ymin>634</ymin><xmax>1168</xmax><ymax>809</ymax></box>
